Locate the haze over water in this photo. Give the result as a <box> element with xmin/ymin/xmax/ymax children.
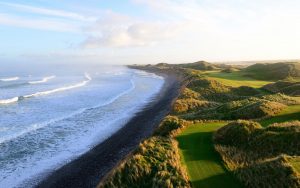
<box><xmin>0</xmin><ymin>64</ymin><xmax>164</xmax><ymax>187</ymax></box>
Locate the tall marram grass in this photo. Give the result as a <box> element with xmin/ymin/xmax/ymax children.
<box><xmin>214</xmin><ymin>120</ymin><xmax>300</xmax><ymax>187</ymax></box>
<box><xmin>99</xmin><ymin>116</ymin><xmax>192</xmax><ymax>188</ymax></box>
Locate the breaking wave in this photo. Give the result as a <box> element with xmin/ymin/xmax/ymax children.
<box><xmin>28</xmin><ymin>75</ymin><xmax>56</xmax><ymax>84</ymax></box>
<box><xmin>0</xmin><ymin>77</ymin><xmax>135</xmax><ymax>144</ymax></box>
<box><xmin>0</xmin><ymin>77</ymin><xmax>19</xmax><ymax>82</ymax></box>
<box><xmin>0</xmin><ymin>97</ymin><xmax>19</xmax><ymax>104</ymax></box>
<box><xmin>0</xmin><ymin>74</ymin><xmax>91</xmax><ymax>105</ymax></box>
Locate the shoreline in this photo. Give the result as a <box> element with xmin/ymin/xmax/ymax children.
<box><xmin>36</xmin><ymin>68</ymin><xmax>184</xmax><ymax>188</ymax></box>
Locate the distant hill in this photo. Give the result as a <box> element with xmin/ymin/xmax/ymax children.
<box><xmin>155</xmin><ymin>61</ymin><xmax>242</xmax><ymax>71</ymax></box>
<box><xmin>176</xmin><ymin>61</ymin><xmax>219</xmax><ymax>70</ymax></box>
<box><xmin>244</xmin><ymin>62</ymin><xmax>300</xmax><ymax>80</ymax></box>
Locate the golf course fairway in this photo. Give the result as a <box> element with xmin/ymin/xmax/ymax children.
<box><xmin>176</xmin><ymin>122</ymin><xmax>242</xmax><ymax>188</ymax></box>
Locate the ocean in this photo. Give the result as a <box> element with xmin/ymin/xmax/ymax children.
<box><xmin>0</xmin><ymin>65</ymin><xmax>164</xmax><ymax>187</ymax></box>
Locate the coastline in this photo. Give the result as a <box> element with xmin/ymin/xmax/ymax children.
<box><xmin>36</xmin><ymin>67</ymin><xmax>184</xmax><ymax>188</ymax></box>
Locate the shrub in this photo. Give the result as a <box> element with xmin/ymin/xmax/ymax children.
<box><xmin>213</xmin><ymin>120</ymin><xmax>261</xmax><ymax>147</ymax></box>
<box><xmin>249</xmin><ymin>121</ymin><xmax>300</xmax><ymax>157</ymax></box>
<box><xmin>214</xmin><ymin>121</ymin><xmax>300</xmax><ymax>188</ymax></box>
<box><xmin>99</xmin><ymin>136</ymin><xmax>190</xmax><ymax>188</ymax></box>
<box><xmin>263</xmin><ymin>81</ymin><xmax>300</xmax><ymax>96</ymax></box>
<box><xmin>154</xmin><ymin>116</ymin><xmax>191</xmax><ymax>137</ymax></box>
<box><xmin>236</xmin><ymin>155</ymin><xmax>300</xmax><ymax>188</ymax></box>
<box><xmin>232</xmin><ymin>86</ymin><xmax>261</xmax><ymax>96</ymax></box>
<box><xmin>173</xmin><ymin>98</ymin><xmax>219</xmax><ymax>114</ymax></box>
<box><xmin>179</xmin><ymin>88</ymin><xmax>201</xmax><ymax>99</ymax></box>
<box><xmin>221</xmin><ymin>67</ymin><xmax>239</xmax><ymax>73</ymax></box>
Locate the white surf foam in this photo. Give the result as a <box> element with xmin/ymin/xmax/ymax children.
<box><xmin>28</xmin><ymin>76</ymin><xmax>56</xmax><ymax>84</ymax></box>
<box><xmin>0</xmin><ymin>77</ymin><xmax>19</xmax><ymax>81</ymax></box>
<box><xmin>134</xmin><ymin>70</ymin><xmax>164</xmax><ymax>80</ymax></box>
<box><xmin>0</xmin><ymin>77</ymin><xmax>135</xmax><ymax>144</ymax></box>
<box><xmin>0</xmin><ymin>74</ymin><xmax>91</xmax><ymax>105</ymax></box>
<box><xmin>0</xmin><ymin>97</ymin><xmax>19</xmax><ymax>104</ymax></box>
<box><xmin>0</xmin><ymin>70</ymin><xmax>165</xmax><ymax>188</ymax></box>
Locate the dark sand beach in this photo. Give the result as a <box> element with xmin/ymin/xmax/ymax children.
<box><xmin>37</xmin><ymin>69</ymin><xmax>183</xmax><ymax>188</ymax></box>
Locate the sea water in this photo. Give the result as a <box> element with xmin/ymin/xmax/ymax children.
<box><xmin>0</xmin><ymin>65</ymin><xmax>164</xmax><ymax>187</ymax></box>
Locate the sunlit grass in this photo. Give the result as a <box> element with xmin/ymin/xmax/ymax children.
<box><xmin>290</xmin><ymin>157</ymin><xmax>300</xmax><ymax>174</ymax></box>
<box><xmin>205</xmin><ymin>71</ymin><xmax>273</xmax><ymax>88</ymax></box>
<box><xmin>176</xmin><ymin>122</ymin><xmax>241</xmax><ymax>188</ymax></box>
<box><xmin>260</xmin><ymin>104</ymin><xmax>300</xmax><ymax>127</ymax></box>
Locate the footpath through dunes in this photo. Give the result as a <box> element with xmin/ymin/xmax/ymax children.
<box><xmin>176</xmin><ymin>122</ymin><xmax>242</xmax><ymax>188</ymax></box>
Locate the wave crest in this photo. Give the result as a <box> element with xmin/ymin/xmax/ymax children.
<box><xmin>0</xmin><ymin>97</ymin><xmax>19</xmax><ymax>104</ymax></box>
<box><xmin>28</xmin><ymin>75</ymin><xmax>56</xmax><ymax>84</ymax></box>
<box><xmin>0</xmin><ymin>74</ymin><xmax>92</xmax><ymax>105</ymax></box>
<box><xmin>0</xmin><ymin>77</ymin><xmax>19</xmax><ymax>82</ymax></box>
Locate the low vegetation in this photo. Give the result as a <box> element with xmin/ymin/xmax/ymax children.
<box><xmin>176</xmin><ymin>122</ymin><xmax>241</xmax><ymax>188</ymax></box>
<box><xmin>99</xmin><ymin>116</ymin><xmax>192</xmax><ymax>188</ymax></box>
<box><xmin>100</xmin><ymin>61</ymin><xmax>300</xmax><ymax>187</ymax></box>
<box><xmin>205</xmin><ymin>71</ymin><xmax>272</xmax><ymax>88</ymax></box>
<box><xmin>263</xmin><ymin>81</ymin><xmax>300</xmax><ymax>96</ymax></box>
<box><xmin>214</xmin><ymin>120</ymin><xmax>300</xmax><ymax>187</ymax></box>
<box><xmin>99</xmin><ymin>136</ymin><xmax>190</xmax><ymax>188</ymax></box>
<box><xmin>244</xmin><ymin>62</ymin><xmax>300</xmax><ymax>81</ymax></box>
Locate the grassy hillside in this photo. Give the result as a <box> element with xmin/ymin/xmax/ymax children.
<box><xmin>176</xmin><ymin>61</ymin><xmax>219</xmax><ymax>71</ymax></box>
<box><xmin>99</xmin><ymin>116</ymin><xmax>191</xmax><ymax>188</ymax></box>
<box><xmin>244</xmin><ymin>62</ymin><xmax>300</xmax><ymax>80</ymax></box>
<box><xmin>214</xmin><ymin>120</ymin><xmax>300</xmax><ymax>187</ymax></box>
<box><xmin>260</xmin><ymin>104</ymin><xmax>300</xmax><ymax>126</ymax></box>
<box><xmin>206</xmin><ymin>71</ymin><xmax>272</xmax><ymax>88</ymax></box>
<box><xmin>290</xmin><ymin>157</ymin><xmax>300</xmax><ymax>173</ymax></box>
<box><xmin>263</xmin><ymin>81</ymin><xmax>300</xmax><ymax>96</ymax></box>
<box><xmin>176</xmin><ymin>122</ymin><xmax>241</xmax><ymax>188</ymax></box>
<box><xmin>100</xmin><ymin>62</ymin><xmax>300</xmax><ymax>188</ymax></box>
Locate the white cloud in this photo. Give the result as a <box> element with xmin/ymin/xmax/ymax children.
<box><xmin>81</xmin><ymin>19</ymin><xmax>188</xmax><ymax>48</ymax></box>
<box><xmin>2</xmin><ymin>0</ymin><xmax>300</xmax><ymax>63</ymax></box>
<box><xmin>80</xmin><ymin>0</ymin><xmax>231</xmax><ymax>49</ymax></box>
<box><xmin>0</xmin><ymin>13</ymin><xmax>79</xmax><ymax>32</ymax></box>
<box><xmin>0</xmin><ymin>2</ymin><xmax>97</xmax><ymax>22</ymax></box>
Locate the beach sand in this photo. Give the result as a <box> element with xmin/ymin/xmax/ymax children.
<box><xmin>36</xmin><ymin>69</ymin><xmax>183</xmax><ymax>188</ymax></box>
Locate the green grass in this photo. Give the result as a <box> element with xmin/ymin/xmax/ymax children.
<box><xmin>206</xmin><ymin>71</ymin><xmax>272</xmax><ymax>88</ymax></box>
<box><xmin>176</xmin><ymin>122</ymin><xmax>242</xmax><ymax>188</ymax></box>
<box><xmin>260</xmin><ymin>105</ymin><xmax>300</xmax><ymax>127</ymax></box>
<box><xmin>290</xmin><ymin>158</ymin><xmax>300</xmax><ymax>173</ymax></box>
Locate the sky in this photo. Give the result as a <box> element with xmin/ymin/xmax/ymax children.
<box><xmin>0</xmin><ymin>0</ymin><xmax>300</xmax><ymax>65</ymax></box>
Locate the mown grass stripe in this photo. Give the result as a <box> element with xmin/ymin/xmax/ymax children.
<box><xmin>206</xmin><ymin>71</ymin><xmax>272</xmax><ymax>88</ymax></box>
<box><xmin>176</xmin><ymin>122</ymin><xmax>242</xmax><ymax>188</ymax></box>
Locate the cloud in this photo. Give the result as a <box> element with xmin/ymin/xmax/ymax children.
<box><xmin>0</xmin><ymin>2</ymin><xmax>97</xmax><ymax>22</ymax></box>
<box><xmin>81</xmin><ymin>20</ymin><xmax>187</xmax><ymax>48</ymax></box>
<box><xmin>0</xmin><ymin>13</ymin><xmax>79</xmax><ymax>32</ymax></box>
<box><xmin>2</xmin><ymin>0</ymin><xmax>300</xmax><ymax>62</ymax></box>
<box><xmin>80</xmin><ymin>0</ymin><xmax>227</xmax><ymax>49</ymax></box>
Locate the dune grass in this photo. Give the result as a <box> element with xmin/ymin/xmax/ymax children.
<box><xmin>176</xmin><ymin>122</ymin><xmax>242</xmax><ymax>188</ymax></box>
<box><xmin>206</xmin><ymin>71</ymin><xmax>272</xmax><ymax>88</ymax></box>
<box><xmin>260</xmin><ymin>104</ymin><xmax>300</xmax><ymax>127</ymax></box>
<box><xmin>290</xmin><ymin>158</ymin><xmax>300</xmax><ymax>173</ymax></box>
